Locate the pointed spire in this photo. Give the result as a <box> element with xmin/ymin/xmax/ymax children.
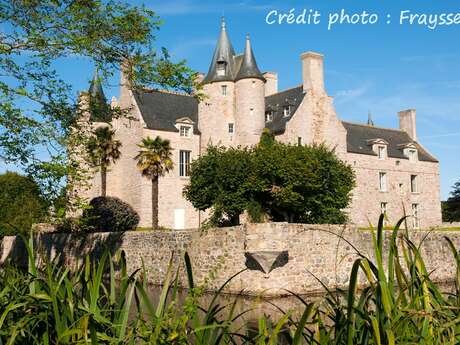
<box><xmin>202</xmin><ymin>17</ymin><xmax>237</xmax><ymax>84</ymax></box>
<box><xmin>367</xmin><ymin>111</ymin><xmax>374</xmax><ymax>126</ymax></box>
<box><xmin>235</xmin><ymin>34</ymin><xmax>265</xmax><ymax>82</ymax></box>
<box><xmin>88</xmin><ymin>68</ymin><xmax>106</xmax><ymax>103</ymax></box>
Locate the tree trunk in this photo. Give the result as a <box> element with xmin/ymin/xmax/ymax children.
<box><xmin>152</xmin><ymin>177</ymin><xmax>159</xmax><ymax>229</ymax></box>
<box><xmin>101</xmin><ymin>165</ymin><xmax>107</xmax><ymax>197</ymax></box>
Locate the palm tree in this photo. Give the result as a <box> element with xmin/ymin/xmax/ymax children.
<box><xmin>135</xmin><ymin>136</ymin><xmax>173</xmax><ymax>229</ymax></box>
<box><xmin>86</xmin><ymin>126</ymin><xmax>122</xmax><ymax>197</ymax></box>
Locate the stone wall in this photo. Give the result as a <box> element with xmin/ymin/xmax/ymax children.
<box><xmin>1</xmin><ymin>223</ymin><xmax>458</xmax><ymax>297</ymax></box>
<box><xmin>345</xmin><ymin>152</ymin><xmax>441</xmax><ymax>229</ymax></box>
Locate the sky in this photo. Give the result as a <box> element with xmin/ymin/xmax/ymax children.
<box><xmin>2</xmin><ymin>0</ymin><xmax>460</xmax><ymax>199</ymax></box>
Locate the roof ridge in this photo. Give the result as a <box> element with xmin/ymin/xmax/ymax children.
<box><xmin>141</xmin><ymin>88</ymin><xmax>193</xmax><ymax>98</ymax></box>
<box><xmin>341</xmin><ymin>120</ymin><xmax>407</xmax><ymax>134</ymax></box>
<box><xmin>266</xmin><ymin>84</ymin><xmax>303</xmax><ymax>98</ymax></box>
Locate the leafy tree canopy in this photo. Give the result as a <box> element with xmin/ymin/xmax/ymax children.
<box><xmin>184</xmin><ymin>146</ymin><xmax>253</xmax><ymax>226</ymax></box>
<box><xmin>184</xmin><ymin>138</ymin><xmax>356</xmax><ymax>226</ymax></box>
<box><xmin>0</xmin><ymin>0</ymin><xmax>200</xmax><ymax>202</ymax></box>
<box><xmin>443</xmin><ymin>180</ymin><xmax>460</xmax><ymax>222</ymax></box>
<box><xmin>0</xmin><ymin>171</ymin><xmax>48</xmax><ymax>237</ymax></box>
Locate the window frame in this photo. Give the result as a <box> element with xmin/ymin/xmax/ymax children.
<box><xmin>265</xmin><ymin>111</ymin><xmax>273</xmax><ymax>122</ymax></box>
<box><xmin>410</xmin><ymin>175</ymin><xmax>418</xmax><ymax>193</ymax></box>
<box><xmin>221</xmin><ymin>85</ymin><xmax>227</xmax><ymax>96</ymax></box>
<box><xmin>377</xmin><ymin>145</ymin><xmax>386</xmax><ymax>160</ymax></box>
<box><xmin>379</xmin><ymin>172</ymin><xmax>387</xmax><ymax>192</ymax></box>
<box><xmin>283</xmin><ymin>105</ymin><xmax>291</xmax><ymax>117</ymax></box>
<box><xmin>179</xmin><ymin>150</ymin><xmax>191</xmax><ymax>177</ymax></box>
<box><xmin>179</xmin><ymin>125</ymin><xmax>191</xmax><ymax>138</ymax></box>
<box><xmin>412</xmin><ymin>203</ymin><xmax>420</xmax><ymax>229</ymax></box>
<box><xmin>408</xmin><ymin>149</ymin><xmax>417</xmax><ymax>162</ymax></box>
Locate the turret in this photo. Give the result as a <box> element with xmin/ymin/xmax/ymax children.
<box><xmin>234</xmin><ymin>34</ymin><xmax>266</xmax><ymax>146</ymax></box>
<box><xmin>198</xmin><ymin>17</ymin><xmax>237</xmax><ymax>151</ymax></box>
<box><xmin>88</xmin><ymin>68</ymin><xmax>111</xmax><ymax>123</ymax></box>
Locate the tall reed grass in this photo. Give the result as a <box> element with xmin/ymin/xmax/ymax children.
<box><xmin>0</xmin><ymin>215</ymin><xmax>460</xmax><ymax>344</ymax></box>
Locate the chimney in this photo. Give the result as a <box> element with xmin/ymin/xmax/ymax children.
<box><xmin>263</xmin><ymin>72</ymin><xmax>278</xmax><ymax>96</ymax></box>
<box><xmin>301</xmin><ymin>51</ymin><xmax>325</xmax><ymax>94</ymax></box>
<box><xmin>398</xmin><ymin>109</ymin><xmax>417</xmax><ymax>141</ymax></box>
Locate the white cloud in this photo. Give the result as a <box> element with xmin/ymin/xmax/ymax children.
<box><xmin>334</xmin><ymin>83</ymin><xmax>371</xmax><ymax>103</ymax></box>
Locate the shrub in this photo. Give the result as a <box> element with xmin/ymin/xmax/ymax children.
<box><xmin>82</xmin><ymin>196</ymin><xmax>139</xmax><ymax>232</ymax></box>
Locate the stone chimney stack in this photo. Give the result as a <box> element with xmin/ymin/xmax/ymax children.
<box><xmin>398</xmin><ymin>109</ymin><xmax>417</xmax><ymax>141</ymax></box>
<box><xmin>263</xmin><ymin>72</ymin><xmax>278</xmax><ymax>96</ymax></box>
<box><xmin>301</xmin><ymin>51</ymin><xmax>325</xmax><ymax>94</ymax></box>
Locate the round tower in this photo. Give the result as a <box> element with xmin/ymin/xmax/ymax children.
<box><xmin>198</xmin><ymin>18</ymin><xmax>238</xmax><ymax>151</ymax></box>
<box><xmin>234</xmin><ymin>35</ymin><xmax>266</xmax><ymax>146</ymax></box>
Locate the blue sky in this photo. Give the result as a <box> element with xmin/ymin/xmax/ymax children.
<box><xmin>2</xmin><ymin>0</ymin><xmax>460</xmax><ymax>199</ymax></box>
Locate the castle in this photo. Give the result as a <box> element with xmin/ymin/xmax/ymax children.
<box><xmin>79</xmin><ymin>18</ymin><xmax>441</xmax><ymax>230</ymax></box>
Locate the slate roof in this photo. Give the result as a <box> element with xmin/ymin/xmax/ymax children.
<box><xmin>342</xmin><ymin>121</ymin><xmax>437</xmax><ymax>162</ymax></box>
<box><xmin>88</xmin><ymin>69</ymin><xmax>112</xmax><ymax>123</ymax></box>
<box><xmin>133</xmin><ymin>90</ymin><xmax>199</xmax><ymax>134</ymax></box>
<box><xmin>264</xmin><ymin>86</ymin><xmax>306</xmax><ymax>134</ymax></box>
<box><xmin>235</xmin><ymin>35</ymin><xmax>265</xmax><ymax>82</ymax></box>
<box><xmin>203</xmin><ymin>18</ymin><xmax>264</xmax><ymax>84</ymax></box>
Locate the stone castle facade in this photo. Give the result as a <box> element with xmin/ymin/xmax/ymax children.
<box><xmin>78</xmin><ymin>19</ymin><xmax>442</xmax><ymax>230</ymax></box>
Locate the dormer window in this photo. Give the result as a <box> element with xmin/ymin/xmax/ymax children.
<box><xmin>399</xmin><ymin>143</ymin><xmax>418</xmax><ymax>162</ymax></box>
<box><xmin>216</xmin><ymin>60</ymin><xmax>226</xmax><ymax>76</ymax></box>
<box><xmin>408</xmin><ymin>149</ymin><xmax>417</xmax><ymax>162</ymax></box>
<box><xmin>283</xmin><ymin>106</ymin><xmax>291</xmax><ymax>117</ymax></box>
<box><xmin>378</xmin><ymin>145</ymin><xmax>386</xmax><ymax>160</ymax></box>
<box><xmin>265</xmin><ymin>111</ymin><xmax>273</xmax><ymax>122</ymax></box>
<box><xmin>180</xmin><ymin>125</ymin><xmax>191</xmax><ymax>138</ymax></box>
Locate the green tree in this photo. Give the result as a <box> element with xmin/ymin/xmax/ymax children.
<box><xmin>0</xmin><ymin>172</ymin><xmax>48</xmax><ymax>237</ymax></box>
<box><xmin>443</xmin><ymin>180</ymin><xmax>460</xmax><ymax>222</ymax></box>
<box><xmin>0</xmin><ymin>0</ymin><xmax>200</xmax><ymax>204</ymax></box>
<box><xmin>183</xmin><ymin>146</ymin><xmax>252</xmax><ymax>226</ymax></box>
<box><xmin>184</xmin><ymin>139</ymin><xmax>356</xmax><ymax>226</ymax></box>
<box><xmin>135</xmin><ymin>136</ymin><xmax>173</xmax><ymax>229</ymax></box>
<box><xmin>251</xmin><ymin>141</ymin><xmax>355</xmax><ymax>223</ymax></box>
<box><xmin>86</xmin><ymin>126</ymin><xmax>122</xmax><ymax>197</ymax></box>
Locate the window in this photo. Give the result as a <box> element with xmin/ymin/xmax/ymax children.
<box><xmin>283</xmin><ymin>106</ymin><xmax>291</xmax><ymax>117</ymax></box>
<box><xmin>380</xmin><ymin>202</ymin><xmax>387</xmax><ymax>215</ymax></box>
<box><xmin>408</xmin><ymin>149</ymin><xmax>417</xmax><ymax>162</ymax></box>
<box><xmin>265</xmin><ymin>111</ymin><xmax>273</xmax><ymax>122</ymax></box>
<box><xmin>252</xmin><ymin>81</ymin><xmax>256</xmax><ymax>88</ymax></box>
<box><xmin>410</xmin><ymin>175</ymin><xmax>418</xmax><ymax>193</ymax></box>
<box><xmin>221</xmin><ymin>85</ymin><xmax>227</xmax><ymax>96</ymax></box>
<box><xmin>250</xmin><ymin>108</ymin><xmax>254</xmax><ymax>116</ymax></box>
<box><xmin>412</xmin><ymin>203</ymin><xmax>420</xmax><ymax>229</ymax></box>
<box><xmin>380</xmin><ymin>202</ymin><xmax>388</xmax><ymax>226</ymax></box>
<box><xmin>179</xmin><ymin>125</ymin><xmax>191</xmax><ymax>138</ymax></box>
<box><xmin>298</xmin><ymin>137</ymin><xmax>302</xmax><ymax>146</ymax></box>
<box><xmin>228</xmin><ymin>123</ymin><xmax>234</xmax><ymax>134</ymax></box>
<box><xmin>179</xmin><ymin>150</ymin><xmax>191</xmax><ymax>177</ymax></box>
<box><xmin>378</xmin><ymin>145</ymin><xmax>386</xmax><ymax>160</ymax></box>
<box><xmin>217</xmin><ymin>61</ymin><xmax>226</xmax><ymax>76</ymax></box>
<box><xmin>379</xmin><ymin>172</ymin><xmax>387</xmax><ymax>192</ymax></box>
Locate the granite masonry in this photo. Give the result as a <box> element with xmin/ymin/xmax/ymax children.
<box><xmin>1</xmin><ymin>224</ymin><xmax>457</xmax><ymax>297</ymax></box>
<box><xmin>74</xmin><ymin>17</ymin><xmax>442</xmax><ymax>230</ymax></box>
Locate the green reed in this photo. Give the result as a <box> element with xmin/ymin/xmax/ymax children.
<box><xmin>1</xmin><ymin>215</ymin><xmax>460</xmax><ymax>344</ymax></box>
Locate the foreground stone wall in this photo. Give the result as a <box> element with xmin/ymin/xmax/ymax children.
<box><xmin>1</xmin><ymin>223</ymin><xmax>457</xmax><ymax>296</ymax></box>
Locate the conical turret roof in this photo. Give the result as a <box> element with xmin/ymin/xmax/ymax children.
<box><xmin>367</xmin><ymin>111</ymin><xmax>375</xmax><ymax>126</ymax></box>
<box><xmin>235</xmin><ymin>34</ymin><xmax>265</xmax><ymax>82</ymax></box>
<box><xmin>87</xmin><ymin>68</ymin><xmax>111</xmax><ymax>122</ymax></box>
<box><xmin>202</xmin><ymin>17</ymin><xmax>238</xmax><ymax>83</ymax></box>
<box><xmin>88</xmin><ymin>68</ymin><xmax>106</xmax><ymax>103</ymax></box>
